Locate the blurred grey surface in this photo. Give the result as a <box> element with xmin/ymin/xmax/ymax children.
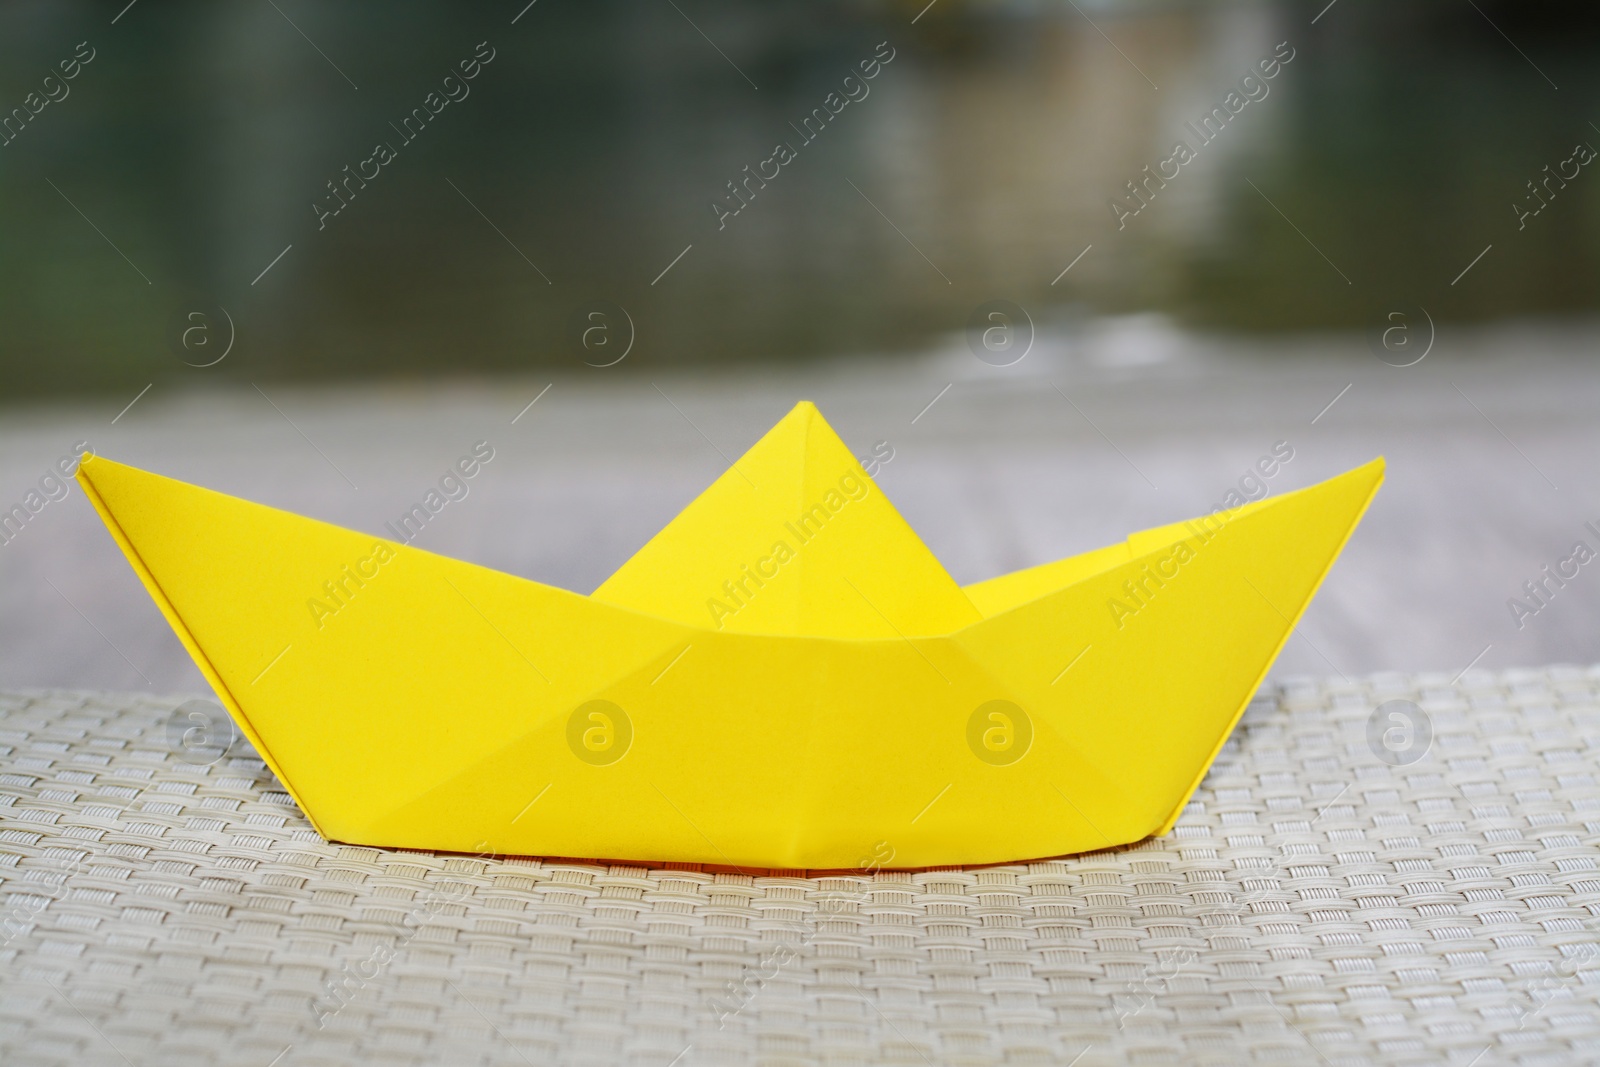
<box><xmin>3</xmin><ymin>318</ymin><xmax>1597</xmax><ymax>692</ymax></box>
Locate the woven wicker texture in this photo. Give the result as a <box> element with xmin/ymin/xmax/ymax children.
<box><xmin>2</xmin><ymin>670</ymin><xmax>1599</xmax><ymax>1066</ymax></box>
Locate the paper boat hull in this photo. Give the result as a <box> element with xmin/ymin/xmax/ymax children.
<box><xmin>77</xmin><ymin>454</ymin><xmax>1381</xmax><ymax>869</ymax></box>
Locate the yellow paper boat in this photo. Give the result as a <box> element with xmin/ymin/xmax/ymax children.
<box><xmin>77</xmin><ymin>401</ymin><xmax>1382</xmax><ymax>869</ymax></box>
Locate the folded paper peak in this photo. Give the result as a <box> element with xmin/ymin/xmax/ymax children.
<box><xmin>77</xmin><ymin>401</ymin><xmax>1383</xmax><ymax>869</ymax></box>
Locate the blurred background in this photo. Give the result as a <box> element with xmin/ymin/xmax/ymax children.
<box><xmin>2</xmin><ymin>0</ymin><xmax>1599</xmax><ymax>689</ymax></box>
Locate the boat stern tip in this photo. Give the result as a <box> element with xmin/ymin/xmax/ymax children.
<box><xmin>74</xmin><ymin>449</ymin><xmax>129</xmax><ymax>494</ymax></box>
<box><xmin>73</xmin><ymin>447</ymin><xmax>99</xmax><ymax>483</ymax></box>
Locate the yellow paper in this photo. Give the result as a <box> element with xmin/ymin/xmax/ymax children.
<box><xmin>77</xmin><ymin>402</ymin><xmax>1382</xmax><ymax>868</ymax></box>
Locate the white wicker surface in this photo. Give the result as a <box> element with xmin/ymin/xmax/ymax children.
<box><xmin>2</xmin><ymin>670</ymin><xmax>1599</xmax><ymax>1066</ymax></box>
